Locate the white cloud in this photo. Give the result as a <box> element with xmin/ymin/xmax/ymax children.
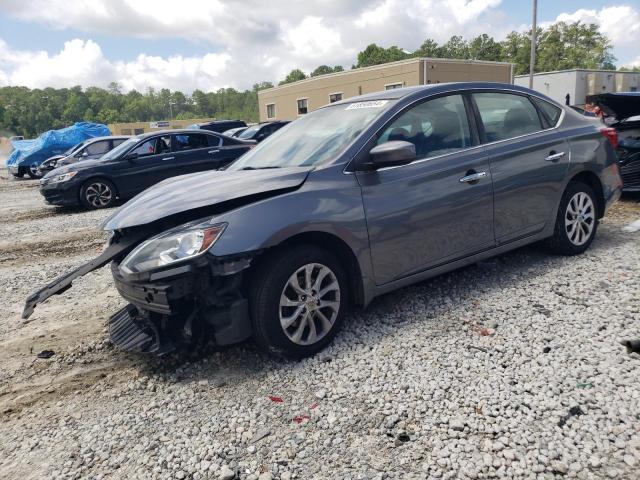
<box><xmin>555</xmin><ymin>6</ymin><xmax>640</xmax><ymax>48</ymax></box>
<box><xmin>281</xmin><ymin>16</ymin><xmax>346</xmax><ymax>60</ymax></box>
<box><xmin>0</xmin><ymin>38</ymin><xmax>232</xmax><ymax>91</ymax></box>
<box><xmin>0</xmin><ymin>1</ymin><xmax>637</xmax><ymax>92</ymax></box>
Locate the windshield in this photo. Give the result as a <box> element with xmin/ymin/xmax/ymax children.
<box><xmin>101</xmin><ymin>137</ymin><xmax>141</xmax><ymax>160</ymax></box>
<box><xmin>228</xmin><ymin>101</ymin><xmax>391</xmax><ymax>170</ymax></box>
<box><xmin>237</xmin><ymin>124</ymin><xmax>260</xmax><ymax>139</ymax></box>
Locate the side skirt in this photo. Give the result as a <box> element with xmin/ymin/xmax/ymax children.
<box><xmin>371</xmin><ymin>232</ymin><xmax>548</xmax><ymax>299</ymax></box>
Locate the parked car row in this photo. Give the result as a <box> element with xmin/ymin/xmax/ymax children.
<box><xmin>24</xmin><ymin>82</ymin><xmax>623</xmax><ymax>360</ymax></box>
<box><xmin>40</xmin><ymin>129</ymin><xmax>257</xmax><ymax>209</ymax></box>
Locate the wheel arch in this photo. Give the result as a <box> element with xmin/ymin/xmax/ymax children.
<box><xmin>257</xmin><ymin>231</ymin><xmax>366</xmax><ymax>308</ymax></box>
<box><xmin>79</xmin><ymin>175</ymin><xmax>120</xmax><ymax>199</ymax></box>
<box><xmin>567</xmin><ymin>170</ymin><xmax>605</xmax><ymax>218</ymax></box>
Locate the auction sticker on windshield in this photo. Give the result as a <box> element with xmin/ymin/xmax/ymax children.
<box><xmin>345</xmin><ymin>100</ymin><xmax>388</xmax><ymax>110</ymax></box>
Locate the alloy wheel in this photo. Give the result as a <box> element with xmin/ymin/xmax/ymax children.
<box><xmin>279</xmin><ymin>263</ymin><xmax>341</xmax><ymax>346</ymax></box>
<box><xmin>85</xmin><ymin>182</ymin><xmax>113</xmax><ymax>207</ymax></box>
<box><xmin>565</xmin><ymin>192</ymin><xmax>595</xmax><ymax>246</ymax></box>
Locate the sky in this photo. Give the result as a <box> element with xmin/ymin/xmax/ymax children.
<box><xmin>0</xmin><ymin>0</ymin><xmax>638</xmax><ymax>93</ymax></box>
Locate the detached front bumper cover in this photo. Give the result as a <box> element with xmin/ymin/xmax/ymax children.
<box><xmin>22</xmin><ymin>231</ymin><xmax>146</xmax><ymax>319</ymax></box>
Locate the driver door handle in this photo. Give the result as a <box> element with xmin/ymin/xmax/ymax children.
<box><xmin>208</xmin><ymin>149</ymin><xmax>220</xmax><ymax>154</ymax></box>
<box><xmin>545</xmin><ymin>151</ymin><xmax>566</xmax><ymax>162</ymax></box>
<box><xmin>459</xmin><ymin>171</ymin><xmax>487</xmax><ymax>183</ymax></box>
<box><xmin>162</xmin><ymin>156</ymin><xmax>175</xmax><ymax>161</ymax></box>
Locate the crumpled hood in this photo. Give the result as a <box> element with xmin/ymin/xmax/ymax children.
<box><xmin>103</xmin><ymin>167</ymin><xmax>313</xmax><ymax>230</ymax></box>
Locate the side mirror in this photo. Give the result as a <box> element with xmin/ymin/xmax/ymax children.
<box><xmin>365</xmin><ymin>141</ymin><xmax>416</xmax><ymax>170</ymax></box>
<box><xmin>81</xmin><ymin>151</ymin><xmax>89</xmax><ymax>157</ymax></box>
<box><xmin>125</xmin><ymin>152</ymin><xmax>139</xmax><ymax>161</ymax></box>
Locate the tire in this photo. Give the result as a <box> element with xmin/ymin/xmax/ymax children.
<box><xmin>79</xmin><ymin>178</ymin><xmax>117</xmax><ymax>209</ymax></box>
<box><xmin>27</xmin><ymin>164</ymin><xmax>43</xmax><ymax>179</ymax></box>
<box><xmin>249</xmin><ymin>245</ymin><xmax>349</xmax><ymax>358</ymax></box>
<box><xmin>544</xmin><ymin>181</ymin><xmax>599</xmax><ymax>255</ymax></box>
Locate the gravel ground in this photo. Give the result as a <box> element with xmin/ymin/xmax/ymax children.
<box><xmin>0</xmin><ymin>174</ymin><xmax>638</xmax><ymax>480</ymax></box>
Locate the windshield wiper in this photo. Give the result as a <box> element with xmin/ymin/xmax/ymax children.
<box><xmin>240</xmin><ymin>166</ymin><xmax>282</xmax><ymax>170</ymax></box>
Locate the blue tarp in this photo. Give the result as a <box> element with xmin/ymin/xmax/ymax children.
<box><xmin>7</xmin><ymin>122</ymin><xmax>111</xmax><ymax>167</ymax></box>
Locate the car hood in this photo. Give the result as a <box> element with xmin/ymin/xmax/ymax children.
<box><xmin>588</xmin><ymin>92</ymin><xmax>640</xmax><ymax>122</ymax></box>
<box><xmin>103</xmin><ymin>167</ymin><xmax>314</xmax><ymax>230</ymax></box>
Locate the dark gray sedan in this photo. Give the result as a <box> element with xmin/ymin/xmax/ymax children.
<box><xmin>25</xmin><ymin>82</ymin><xmax>622</xmax><ymax>358</ymax></box>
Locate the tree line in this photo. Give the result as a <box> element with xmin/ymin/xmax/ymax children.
<box><xmin>2</xmin><ymin>21</ymin><xmax>637</xmax><ymax>138</ymax></box>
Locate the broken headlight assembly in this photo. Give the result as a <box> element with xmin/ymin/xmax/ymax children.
<box><xmin>50</xmin><ymin>171</ymin><xmax>78</xmax><ymax>183</ymax></box>
<box><xmin>120</xmin><ymin>222</ymin><xmax>227</xmax><ymax>274</ymax></box>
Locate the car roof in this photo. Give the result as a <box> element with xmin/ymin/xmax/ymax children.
<box><xmin>329</xmin><ymin>82</ymin><xmax>556</xmax><ymax>105</ymax></box>
<box><xmin>136</xmin><ymin>129</ymin><xmax>222</xmax><ymax>139</ymax></box>
<box><xmin>85</xmin><ymin>135</ymin><xmax>131</xmax><ymax>142</ymax></box>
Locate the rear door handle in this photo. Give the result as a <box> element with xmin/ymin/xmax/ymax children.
<box><xmin>208</xmin><ymin>149</ymin><xmax>220</xmax><ymax>154</ymax></box>
<box><xmin>545</xmin><ymin>151</ymin><xmax>566</xmax><ymax>162</ymax></box>
<box><xmin>162</xmin><ymin>156</ymin><xmax>174</xmax><ymax>161</ymax></box>
<box><xmin>459</xmin><ymin>171</ymin><xmax>487</xmax><ymax>183</ymax></box>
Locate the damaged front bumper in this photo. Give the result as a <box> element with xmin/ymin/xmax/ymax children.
<box><xmin>108</xmin><ymin>256</ymin><xmax>254</xmax><ymax>355</ymax></box>
<box><xmin>23</xmin><ymin>229</ymin><xmax>256</xmax><ymax>356</ymax></box>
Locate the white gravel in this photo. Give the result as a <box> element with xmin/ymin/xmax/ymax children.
<box><xmin>0</xmin><ymin>175</ymin><xmax>639</xmax><ymax>480</ymax></box>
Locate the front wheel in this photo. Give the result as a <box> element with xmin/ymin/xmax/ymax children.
<box><xmin>27</xmin><ymin>164</ymin><xmax>43</xmax><ymax>179</ymax></box>
<box><xmin>544</xmin><ymin>181</ymin><xmax>599</xmax><ymax>255</ymax></box>
<box><xmin>249</xmin><ymin>245</ymin><xmax>348</xmax><ymax>358</ymax></box>
<box><xmin>79</xmin><ymin>178</ymin><xmax>117</xmax><ymax>209</ymax></box>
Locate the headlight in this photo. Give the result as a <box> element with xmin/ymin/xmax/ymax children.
<box><xmin>50</xmin><ymin>171</ymin><xmax>78</xmax><ymax>183</ymax></box>
<box><xmin>120</xmin><ymin>222</ymin><xmax>226</xmax><ymax>274</ymax></box>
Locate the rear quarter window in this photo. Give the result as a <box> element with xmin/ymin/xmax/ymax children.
<box><xmin>532</xmin><ymin>97</ymin><xmax>563</xmax><ymax>127</ymax></box>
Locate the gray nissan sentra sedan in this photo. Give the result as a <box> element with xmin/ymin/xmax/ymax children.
<box><xmin>24</xmin><ymin>82</ymin><xmax>623</xmax><ymax>358</ymax></box>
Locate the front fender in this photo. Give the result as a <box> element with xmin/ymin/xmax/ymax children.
<box><xmin>208</xmin><ymin>166</ymin><xmax>375</xmax><ymax>303</ymax></box>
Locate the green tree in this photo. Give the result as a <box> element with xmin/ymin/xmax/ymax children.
<box><xmin>355</xmin><ymin>44</ymin><xmax>409</xmax><ymax>68</ymax></box>
<box><xmin>413</xmin><ymin>39</ymin><xmax>441</xmax><ymax>58</ymax></box>
<box><xmin>252</xmin><ymin>81</ymin><xmax>274</xmax><ymax>91</ymax></box>
<box><xmin>468</xmin><ymin>34</ymin><xmax>502</xmax><ymax>61</ymax></box>
<box><xmin>439</xmin><ymin>36</ymin><xmax>470</xmax><ymax>59</ymax></box>
<box><xmin>279</xmin><ymin>69</ymin><xmax>307</xmax><ymax>85</ymax></box>
<box><xmin>536</xmin><ymin>21</ymin><xmax>616</xmax><ymax>72</ymax></box>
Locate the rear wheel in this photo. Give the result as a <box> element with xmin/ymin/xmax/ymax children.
<box><xmin>544</xmin><ymin>181</ymin><xmax>599</xmax><ymax>255</ymax></box>
<box><xmin>249</xmin><ymin>245</ymin><xmax>348</xmax><ymax>358</ymax></box>
<box><xmin>80</xmin><ymin>178</ymin><xmax>117</xmax><ymax>209</ymax></box>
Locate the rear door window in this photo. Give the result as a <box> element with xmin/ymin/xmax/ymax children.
<box><xmin>85</xmin><ymin>140</ymin><xmax>110</xmax><ymax>156</ymax></box>
<box><xmin>473</xmin><ymin>92</ymin><xmax>543</xmax><ymax>142</ymax></box>
<box><xmin>174</xmin><ymin>133</ymin><xmax>210</xmax><ymax>151</ymax></box>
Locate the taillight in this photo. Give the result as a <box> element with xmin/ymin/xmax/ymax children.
<box><xmin>600</xmin><ymin>127</ymin><xmax>619</xmax><ymax>149</ymax></box>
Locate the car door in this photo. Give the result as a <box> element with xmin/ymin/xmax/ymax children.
<box><xmin>172</xmin><ymin>132</ymin><xmax>229</xmax><ymax>174</ymax></box>
<box><xmin>116</xmin><ymin>135</ymin><xmax>174</xmax><ymax>197</ymax></box>
<box><xmin>356</xmin><ymin>93</ymin><xmax>495</xmax><ymax>285</ymax></box>
<box><xmin>471</xmin><ymin>91</ymin><xmax>570</xmax><ymax>244</ymax></box>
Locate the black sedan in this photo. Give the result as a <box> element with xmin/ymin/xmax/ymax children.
<box><xmin>39</xmin><ymin>130</ymin><xmax>254</xmax><ymax>209</ymax></box>
<box><xmin>236</xmin><ymin>121</ymin><xmax>290</xmax><ymax>142</ymax></box>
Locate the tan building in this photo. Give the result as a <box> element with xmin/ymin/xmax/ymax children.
<box><xmin>258</xmin><ymin>58</ymin><xmax>514</xmax><ymax>121</ymax></box>
<box><xmin>108</xmin><ymin>118</ymin><xmax>211</xmax><ymax>135</ymax></box>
